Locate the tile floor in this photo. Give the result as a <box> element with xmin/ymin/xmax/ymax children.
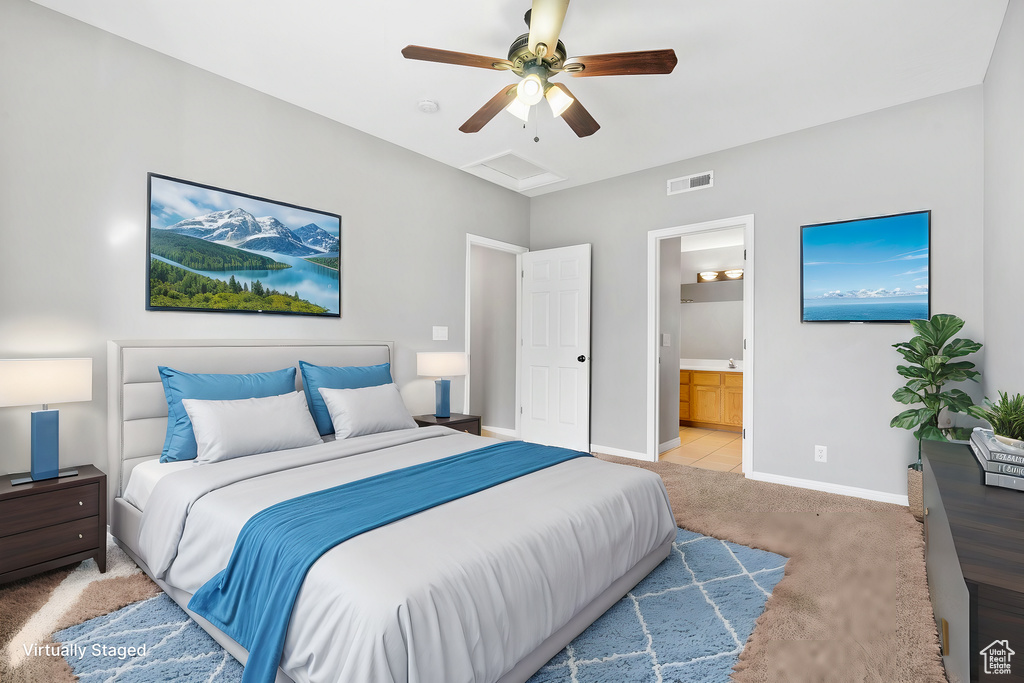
<box><xmin>660</xmin><ymin>427</ymin><xmax>743</xmax><ymax>472</ymax></box>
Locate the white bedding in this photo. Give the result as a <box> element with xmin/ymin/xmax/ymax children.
<box><xmin>136</xmin><ymin>427</ymin><xmax>677</xmax><ymax>683</ymax></box>
<box><xmin>123</xmin><ymin>458</ymin><xmax>193</xmax><ymax>510</ymax></box>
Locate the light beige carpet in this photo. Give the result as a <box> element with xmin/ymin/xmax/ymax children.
<box><xmin>0</xmin><ymin>460</ymin><xmax>944</xmax><ymax>682</ymax></box>
<box><xmin>597</xmin><ymin>454</ymin><xmax>945</xmax><ymax>682</ymax></box>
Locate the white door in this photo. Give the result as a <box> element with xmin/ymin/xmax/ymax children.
<box><xmin>520</xmin><ymin>244</ymin><xmax>592</xmax><ymax>451</ymax></box>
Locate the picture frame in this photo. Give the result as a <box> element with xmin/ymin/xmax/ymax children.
<box><xmin>800</xmin><ymin>210</ymin><xmax>930</xmax><ymax>323</ymax></box>
<box><xmin>147</xmin><ymin>173</ymin><xmax>341</xmax><ymax>317</ymax></box>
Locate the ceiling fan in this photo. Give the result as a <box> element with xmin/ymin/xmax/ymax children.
<box><xmin>402</xmin><ymin>0</ymin><xmax>678</xmax><ymax>138</ymax></box>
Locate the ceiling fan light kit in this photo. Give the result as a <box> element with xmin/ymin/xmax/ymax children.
<box><xmin>402</xmin><ymin>0</ymin><xmax>677</xmax><ymax>137</ymax></box>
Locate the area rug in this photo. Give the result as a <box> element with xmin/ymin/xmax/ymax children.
<box><xmin>1</xmin><ymin>458</ymin><xmax>943</xmax><ymax>682</ymax></box>
<box><xmin>45</xmin><ymin>529</ymin><xmax>785</xmax><ymax>682</ymax></box>
<box><xmin>527</xmin><ymin>528</ymin><xmax>787</xmax><ymax>682</ymax></box>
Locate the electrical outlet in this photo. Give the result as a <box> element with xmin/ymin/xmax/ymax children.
<box><xmin>814</xmin><ymin>445</ymin><xmax>827</xmax><ymax>463</ymax></box>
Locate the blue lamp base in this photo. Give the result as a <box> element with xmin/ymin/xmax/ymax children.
<box><xmin>10</xmin><ymin>409</ymin><xmax>77</xmax><ymax>486</ymax></box>
<box><xmin>434</xmin><ymin>378</ymin><xmax>451</xmax><ymax>418</ymax></box>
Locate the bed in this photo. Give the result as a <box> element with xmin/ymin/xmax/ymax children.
<box><xmin>107</xmin><ymin>339</ymin><xmax>676</xmax><ymax>683</ymax></box>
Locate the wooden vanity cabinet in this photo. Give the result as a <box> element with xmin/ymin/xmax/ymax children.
<box><xmin>680</xmin><ymin>370</ymin><xmax>742</xmax><ymax>432</ymax></box>
<box><xmin>679</xmin><ymin>371</ymin><xmax>690</xmax><ymax>420</ymax></box>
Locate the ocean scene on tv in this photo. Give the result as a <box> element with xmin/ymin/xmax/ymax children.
<box><xmin>801</xmin><ymin>211</ymin><xmax>929</xmax><ymax>322</ymax></box>
<box><xmin>148</xmin><ymin>175</ymin><xmax>341</xmax><ymax>316</ymax></box>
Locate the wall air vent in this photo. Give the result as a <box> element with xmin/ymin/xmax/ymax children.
<box><xmin>667</xmin><ymin>171</ymin><xmax>714</xmax><ymax>196</ymax></box>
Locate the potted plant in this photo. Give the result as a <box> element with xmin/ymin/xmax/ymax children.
<box><xmin>890</xmin><ymin>313</ymin><xmax>983</xmax><ymax>471</ymax></box>
<box><xmin>971</xmin><ymin>391</ymin><xmax>1024</xmax><ymax>449</ymax></box>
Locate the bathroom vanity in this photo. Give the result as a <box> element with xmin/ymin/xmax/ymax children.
<box><xmin>679</xmin><ymin>360</ymin><xmax>743</xmax><ymax>432</ymax></box>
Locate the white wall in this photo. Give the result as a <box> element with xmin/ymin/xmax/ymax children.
<box><xmin>0</xmin><ymin>0</ymin><xmax>529</xmax><ymax>476</ymax></box>
<box><xmin>658</xmin><ymin>237</ymin><xmax>681</xmax><ymax>447</ymax></box>
<box><xmin>469</xmin><ymin>245</ymin><xmax>518</xmax><ymax>430</ymax></box>
<box><xmin>983</xmin><ymin>1</ymin><xmax>1024</xmax><ymax>397</ymax></box>
<box><xmin>530</xmin><ymin>88</ymin><xmax>985</xmax><ymax>498</ymax></box>
<box><xmin>679</xmin><ymin>245</ymin><xmax>745</xmax><ymax>360</ymax></box>
<box><xmin>679</xmin><ymin>302</ymin><xmax>744</xmax><ymax>361</ymax></box>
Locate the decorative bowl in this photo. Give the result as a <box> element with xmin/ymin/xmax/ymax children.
<box><xmin>994</xmin><ymin>433</ymin><xmax>1024</xmax><ymax>451</ymax></box>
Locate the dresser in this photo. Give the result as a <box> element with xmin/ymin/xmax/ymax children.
<box><xmin>923</xmin><ymin>440</ymin><xmax>1024</xmax><ymax>682</ymax></box>
<box><xmin>0</xmin><ymin>465</ymin><xmax>107</xmax><ymax>583</ymax></box>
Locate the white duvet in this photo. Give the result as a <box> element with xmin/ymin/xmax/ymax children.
<box><xmin>137</xmin><ymin>427</ymin><xmax>676</xmax><ymax>683</ymax></box>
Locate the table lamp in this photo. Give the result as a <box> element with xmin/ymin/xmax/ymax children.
<box><xmin>417</xmin><ymin>352</ymin><xmax>468</xmax><ymax>418</ymax></box>
<box><xmin>0</xmin><ymin>358</ymin><xmax>93</xmax><ymax>485</ymax></box>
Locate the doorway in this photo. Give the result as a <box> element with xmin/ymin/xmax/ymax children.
<box><xmin>646</xmin><ymin>215</ymin><xmax>755</xmax><ymax>472</ymax></box>
<box><xmin>465</xmin><ymin>234</ymin><xmax>527</xmax><ymax>438</ymax></box>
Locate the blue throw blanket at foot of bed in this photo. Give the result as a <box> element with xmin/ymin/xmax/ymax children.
<box><xmin>188</xmin><ymin>440</ymin><xmax>591</xmax><ymax>683</ymax></box>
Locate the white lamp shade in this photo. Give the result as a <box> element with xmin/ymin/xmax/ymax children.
<box><xmin>417</xmin><ymin>352</ymin><xmax>468</xmax><ymax>377</ymax></box>
<box><xmin>0</xmin><ymin>358</ymin><xmax>93</xmax><ymax>407</ymax></box>
<box><xmin>516</xmin><ymin>74</ymin><xmax>545</xmax><ymax>106</ymax></box>
<box><xmin>505</xmin><ymin>98</ymin><xmax>531</xmax><ymax>122</ymax></box>
<box><xmin>545</xmin><ymin>84</ymin><xmax>575</xmax><ymax>118</ymax></box>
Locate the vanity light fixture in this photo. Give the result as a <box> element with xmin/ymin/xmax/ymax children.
<box><xmin>697</xmin><ymin>269</ymin><xmax>744</xmax><ymax>283</ymax></box>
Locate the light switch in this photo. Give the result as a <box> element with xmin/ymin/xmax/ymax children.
<box><xmin>661</xmin><ymin>333</ymin><xmax>671</xmax><ymax>347</ymax></box>
<box><xmin>432</xmin><ymin>326</ymin><xmax>449</xmax><ymax>341</ymax></box>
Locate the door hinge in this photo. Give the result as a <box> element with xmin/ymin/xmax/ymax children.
<box><xmin>743</xmin><ymin>339</ymin><xmax>747</xmax><ymax>350</ymax></box>
<box><xmin>742</xmin><ymin>428</ymin><xmax>746</xmax><ymax>439</ymax></box>
<box><xmin>744</xmin><ymin>249</ymin><xmax>747</xmax><ymax>260</ymax></box>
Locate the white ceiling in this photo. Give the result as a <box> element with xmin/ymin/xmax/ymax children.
<box><xmin>30</xmin><ymin>0</ymin><xmax>1008</xmax><ymax>196</ymax></box>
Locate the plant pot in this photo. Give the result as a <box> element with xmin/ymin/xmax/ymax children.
<box><xmin>907</xmin><ymin>466</ymin><xmax>923</xmax><ymax>523</ymax></box>
<box><xmin>994</xmin><ymin>433</ymin><xmax>1024</xmax><ymax>451</ymax></box>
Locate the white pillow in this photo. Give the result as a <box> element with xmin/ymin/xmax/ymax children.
<box><xmin>182</xmin><ymin>391</ymin><xmax>323</xmax><ymax>464</ymax></box>
<box><xmin>318</xmin><ymin>383</ymin><xmax>417</xmax><ymax>439</ymax></box>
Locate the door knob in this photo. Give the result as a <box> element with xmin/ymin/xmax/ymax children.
<box><xmin>577</xmin><ymin>355</ymin><xmax>587</xmax><ymax>363</ymax></box>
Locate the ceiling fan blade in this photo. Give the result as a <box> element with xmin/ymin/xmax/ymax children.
<box><xmin>460</xmin><ymin>85</ymin><xmax>519</xmax><ymax>133</ymax></box>
<box><xmin>564</xmin><ymin>49</ymin><xmax>678</xmax><ymax>77</ymax></box>
<box><xmin>528</xmin><ymin>0</ymin><xmax>570</xmax><ymax>58</ymax></box>
<box><xmin>402</xmin><ymin>45</ymin><xmax>513</xmax><ymax>71</ymax></box>
<box><xmin>551</xmin><ymin>83</ymin><xmax>599</xmax><ymax>137</ymax></box>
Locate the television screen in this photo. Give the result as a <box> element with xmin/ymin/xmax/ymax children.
<box><xmin>801</xmin><ymin>210</ymin><xmax>930</xmax><ymax>323</ymax></box>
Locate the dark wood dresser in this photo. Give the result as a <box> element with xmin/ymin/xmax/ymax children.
<box><xmin>0</xmin><ymin>465</ymin><xmax>107</xmax><ymax>584</ymax></box>
<box><xmin>923</xmin><ymin>440</ymin><xmax>1024</xmax><ymax>682</ymax></box>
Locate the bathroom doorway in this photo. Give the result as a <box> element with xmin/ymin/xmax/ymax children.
<box><xmin>645</xmin><ymin>215</ymin><xmax>755</xmax><ymax>473</ymax></box>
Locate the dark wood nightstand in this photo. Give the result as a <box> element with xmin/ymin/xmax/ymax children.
<box><xmin>414</xmin><ymin>413</ymin><xmax>482</xmax><ymax>436</ymax></box>
<box><xmin>0</xmin><ymin>465</ymin><xmax>107</xmax><ymax>584</ymax></box>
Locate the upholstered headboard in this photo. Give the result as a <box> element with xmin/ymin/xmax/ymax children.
<box><xmin>106</xmin><ymin>339</ymin><xmax>394</xmax><ymax>500</ymax></box>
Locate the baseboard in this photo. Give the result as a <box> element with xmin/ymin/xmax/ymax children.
<box><xmin>744</xmin><ymin>470</ymin><xmax>909</xmax><ymax>506</ymax></box>
<box><xmin>591</xmin><ymin>444</ymin><xmax>654</xmax><ymax>462</ymax></box>
<box><xmin>482</xmin><ymin>425</ymin><xmax>517</xmax><ymax>440</ymax></box>
<box><xmin>659</xmin><ymin>437</ymin><xmax>681</xmax><ymax>454</ymax></box>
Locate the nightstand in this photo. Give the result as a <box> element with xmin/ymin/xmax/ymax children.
<box><xmin>0</xmin><ymin>465</ymin><xmax>107</xmax><ymax>584</ymax></box>
<box><xmin>414</xmin><ymin>413</ymin><xmax>482</xmax><ymax>436</ymax></box>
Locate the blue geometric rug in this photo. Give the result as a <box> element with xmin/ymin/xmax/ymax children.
<box><xmin>55</xmin><ymin>528</ymin><xmax>785</xmax><ymax>682</ymax></box>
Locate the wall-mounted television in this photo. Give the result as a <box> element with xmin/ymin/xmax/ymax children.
<box><xmin>801</xmin><ymin>210</ymin><xmax>930</xmax><ymax>323</ymax></box>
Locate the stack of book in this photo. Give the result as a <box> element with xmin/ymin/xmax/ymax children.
<box><xmin>968</xmin><ymin>427</ymin><xmax>1024</xmax><ymax>492</ymax></box>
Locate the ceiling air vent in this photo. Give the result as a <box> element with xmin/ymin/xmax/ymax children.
<box><xmin>463</xmin><ymin>151</ymin><xmax>565</xmax><ymax>193</ymax></box>
<box><xmin>667</xmin><ymin>171</ymin><xmax>713</xmax><ymax>196</ymax></box>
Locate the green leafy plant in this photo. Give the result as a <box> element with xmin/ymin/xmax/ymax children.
<box><xmin>890</xmin><ymin>313</ymin><xmax>983</xmax><ymax>470</ymax></box>
<box><xmin>971</xmin><ymin>391</ymin><xmax>1024</xmax><ymax>441</ymax></box>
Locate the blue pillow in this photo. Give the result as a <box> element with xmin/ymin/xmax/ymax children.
<box><xmin>158</xmin><ymin>366</ymin><xmax>297</xmax><ymax>463</ymax></box>
<box><xmin>299</xmin><ymin>361</ymin><xmax>393</xmax><ymax>435</ymax></box>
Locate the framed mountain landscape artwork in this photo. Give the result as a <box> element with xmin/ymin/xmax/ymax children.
<box><xmin>147</xmin><ymin>173</ymin><xmax>341</xmax><ymax>317</ymax></box>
